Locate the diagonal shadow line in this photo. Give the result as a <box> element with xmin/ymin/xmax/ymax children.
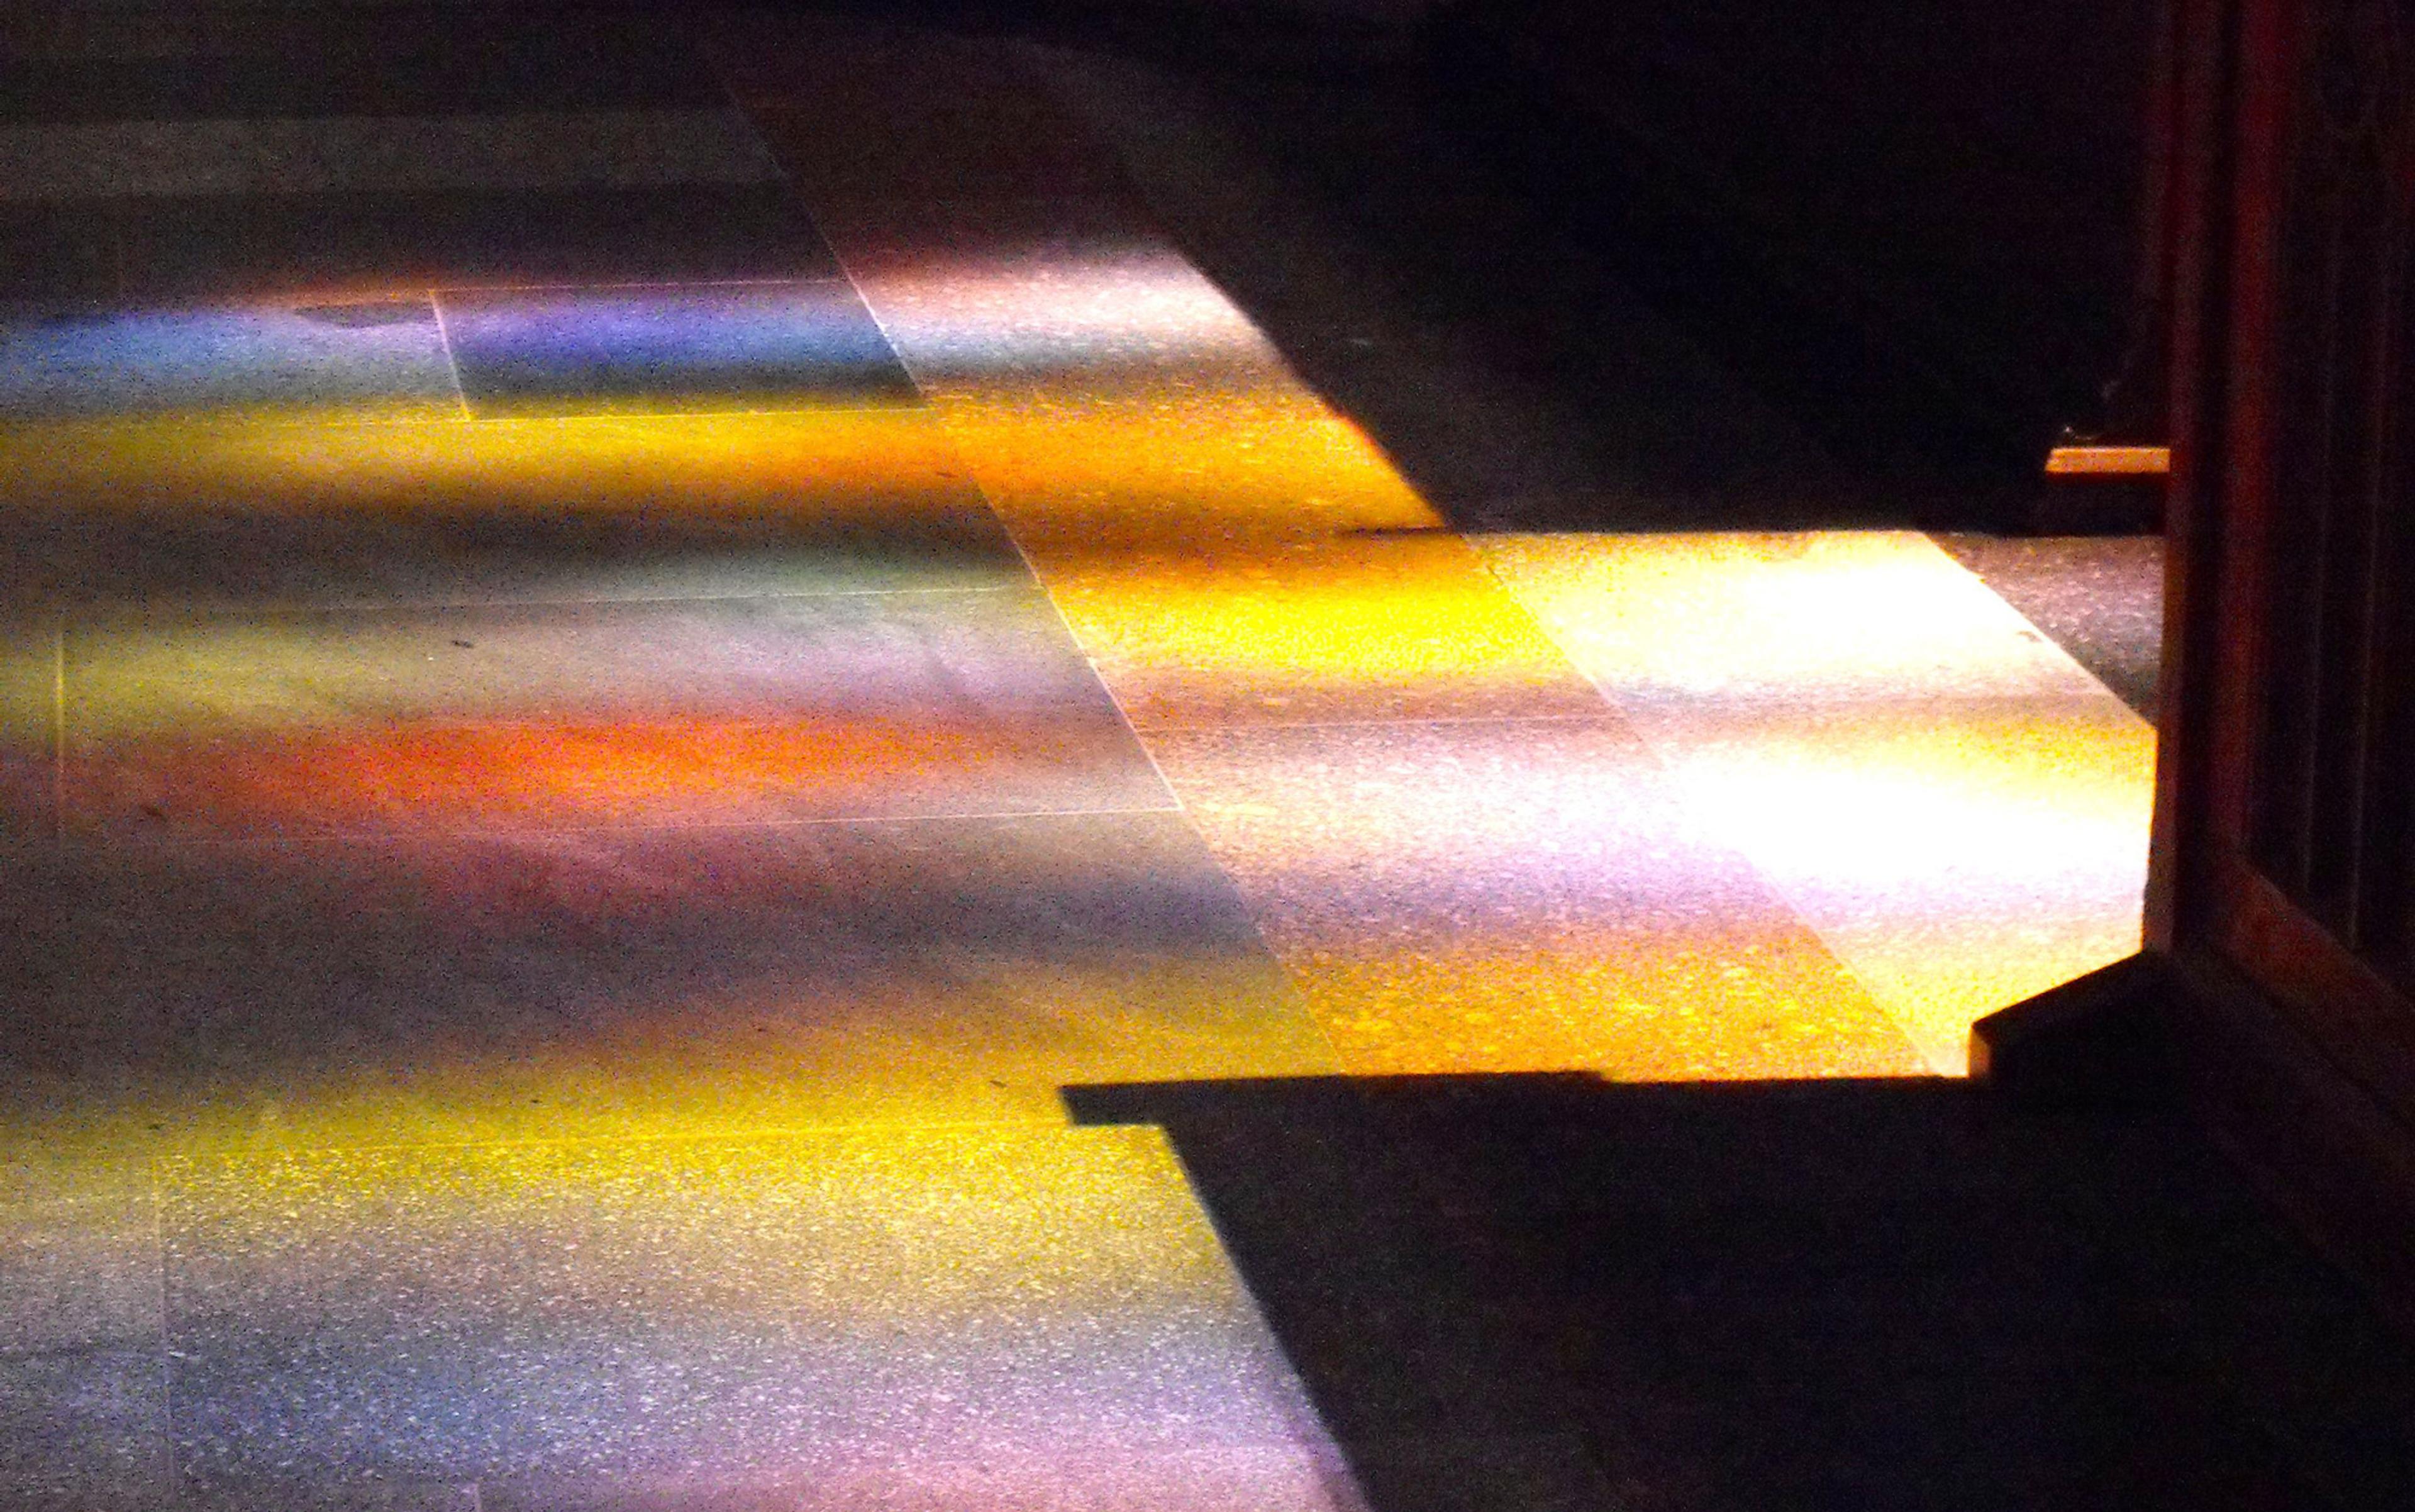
<box><xmin>1066</xmin><ymin>1071</ymin><xmax>2415</xmax><ymax>1512</ymax></box>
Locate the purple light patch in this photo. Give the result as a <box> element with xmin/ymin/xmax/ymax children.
<box><xmin>438</xmin><ymin>282</ymin><xmax>921</xmax><ymax>417</ymax></box>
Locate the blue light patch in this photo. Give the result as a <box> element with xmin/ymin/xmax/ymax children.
<box><xmin>437</xmin><ymin>281</ymin><xmax>921</xmax><ymax>417</ymax></box>
<box><xmin>0</xmin><ymin>299</ymin><xmax>459</xmax><ymax>419</ymax></box>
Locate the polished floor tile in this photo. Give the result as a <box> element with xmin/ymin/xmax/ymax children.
<box><xmin>0</xmin><ymin>1162</ymin><xmax>169</xmax><ymax>1510</ymax></box>
<box><xmin>116</xmin><ymin>184</ymin><xmax>840</xmax><ymax>301</ymax></box>
<box><xmin>0</xmin><ymin>10</ymin><xmax>2207</xmax><ymax>1508</ymax></box>
<box><xmin>1032</xmin><ymin>534</ymin><xmax>1607</xmax><ymax>729</ymax></box>
<box><xmin>0</xmin><ymin>1167</ymin><xmax>158</xmax><ymax>1357</ymax></box>
<box><xmin>0</xmin><ymin>813</ymin><xmax>1330</xmax><ymax>1151</ymax></box>
<box><xmin>1475</xmin><ymin>531</ymin><xmax>2111</xmax><ymax>707</ymax></box>
<box><xmin>157</xmin><ymin>1126</ymin><xmax>1334</xmax><ymax>1503</ymax></box>
<box><xmin>1148</xmin><ymin>718</ymin><xmax>1925</xmax><ymax>1079</ymax></box>
<box><xmin>821</xmin><ymin>198</ymin><xmax>1291</xmax><ymax>404</ymax></box>
<box><xmin>61</xmin><ymin>592</ymin><xmax>1169</xmax><ymax>838</ymax></box>
<box><xmin>0</xmin><ymin>299</ymin><xmax>458</xmax><ymax>420</ymax></box>
<box><xmin>1935</xmin><ymin>532</ymin><xmax>2165</xmax><ymax>718</ymax></box>
<box><xmin>440</xmin><ymin>283</ymin><xmax>919</xmax><ymax>419</ymax></box>
<box><xmin>0</xmin><ymin>409</ymin><xmax>1026</xmax><ymax>610</ymax></box>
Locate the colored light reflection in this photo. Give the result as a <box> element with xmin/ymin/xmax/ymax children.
<box><xmin>935</xmin><ymin>391</ymin><xmax>1443</xmax><ymax>547</ymax></box>
<box><xmin>0</xmin><ymin>300</ymin><xmax>459</xmax><ymax>420</ymax></box>
<box><xmin>1037</xmin><ymin>535</ymin><xmax>1604</xmax><ymax>728</ymax></box>
<box><xmin>3</xmin><ymin>169</ymin><xmax>2162</xmax><ymax>1509</ymax></box>
<box><xmin>1475</xmin><ymin>531</ymin><xmax>2157</xmax><ymax>1072</ymax></box>
<box><xmin>0</xmin><ymin>407</ymin><xmax>978</xmax><ymax>515</ymax></box>
<box><xmin>836</xmin><ymin>233</ymin><xmax>1293</xmax><ymax>388</ymax></box>
<box><xmin>147</xmin><ymin>1126</ymin><xmax>1338</xmax><ymax>1501</ymax></box>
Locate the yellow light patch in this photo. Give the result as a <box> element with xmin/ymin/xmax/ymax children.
<box><xmin>1477</xmin><ymin>530</ymin><xmax>2111</xmax><ymax>704</ymax></box>
<box><xmin>1624</xmin><ymin>698</ymin><xmax>2153</xmax><ymax>1072</ymax></box>
<box><xmin>936</xmin><ymin>389</ymin><xmax>1442</xmax><ymax>547</ymax></box>
<box><xmin>1480</xmin><ymin>530</ymin><xmax>2156</xmax><ymax>1072</ymax></box>
<box><xmin>0</xmin><ymin>408</ymin><xmax>982</xmax><ymax>520</ymax></box>
<box><xmin>1033</xmin><ymin>533</ymin><xmax>1604</xmax><ymax>728</ymax></box>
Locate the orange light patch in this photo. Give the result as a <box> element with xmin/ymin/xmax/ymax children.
<box><xmin>936</xmin><ymin>390</ymin><xmax>1442</xmax><ymax>547</ymax></box>
<box><xmin>69</xmin><ymin>712</ymin><xmax>1162</xmax><ymax>837</ymax></box>
<box><xmin>1033</xmin><ymin>535</ymin><xmax>1605</xmax><ymax>728</ymax></box>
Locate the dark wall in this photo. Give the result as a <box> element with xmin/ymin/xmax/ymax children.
<box><xmin>1442</xmin><ymin>0</ymin><xmax>2163</xmax><ymax>473</ymax></box>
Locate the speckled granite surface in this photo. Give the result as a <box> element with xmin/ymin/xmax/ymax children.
<box><xmin>0</xmin><ymin>5</ymin><xmax>2397</xmax><ymax>1511</ymax></box>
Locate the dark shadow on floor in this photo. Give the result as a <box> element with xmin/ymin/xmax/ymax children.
<box><xmin>782</xmin><ymin>0</ymin><xmax>2121</xmax><ymax>536</ymax></box>
<box><xmin>1067</xmin><ymin>1072</ymin><xmax>2415</xmax><ymax>1512</ymax></box>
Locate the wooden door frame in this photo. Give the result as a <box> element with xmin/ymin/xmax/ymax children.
<box><xmin>1976</xmin><ymin>0</ymin><xmax>2415</xmax><ymax>1335</ymax></box>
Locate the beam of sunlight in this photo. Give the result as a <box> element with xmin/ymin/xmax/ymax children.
<box><xmin>1478</xmin><ymin>531</ymin><xmax>2157</xmax><ymax>1072</ymax></box>
<box><xmin>0</xmin><ymin>82</ymin><xmax>2177</xmax><ymax>1507</ymax></box>
<box><xmin>142</xmin><ymin>1125</ymin><xmax>1343</xmax><ymax>1505</ymax></box>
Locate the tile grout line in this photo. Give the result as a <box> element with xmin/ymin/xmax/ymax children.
<box><xmin>1923</xmin><ymin>530</ymin><xmax>2160</xmax><ymax>728</ymax></box>
<box><xmin>148</xmin><ymin>1151</ymin><xmax>175</xmax><ymax>1500</ymax></box>
<box><xmin>699</xmin><ymin>24</ymin><xmax>791</xmax><ymax>202</ymax></box>
<box><xmin>821</xmin><ymin>258</ymin><xmax>1197</xmax><ymax>822</ymax></box>
<box><xmin>786</xmin><ymin>189</ymin><xmax>1194</xmax><ymax>813</ymax></box>
<box><xmin>1464</xmin><ymin>536</ymin><xmax>2160</xmax><ymax>1076</ymax></box>
<box><xmin>426</xmin><ymin>287</ymin><xmax>474</xmax><ymax>420</ymax></box>
<box><xmin>51</xmin><ymin>618</ymin><xmax>64</xmax><ymax>843</ymax></box>
<box><xmin>819</xmin><ymin>198</ymin><xmax>1364</xmax><ymax>1081</ymax></box>
<box><xmin>1466</xmin><ymin>543</ymin><xmax>1946</xmax><ymax>1072</ymax></box>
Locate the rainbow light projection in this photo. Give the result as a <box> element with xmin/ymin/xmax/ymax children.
<box><xmin>0</xmin><ymin>179</ymin><xmax>2151</xmax><ymax>1512</ymax></box>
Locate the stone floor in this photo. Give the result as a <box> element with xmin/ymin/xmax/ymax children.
<box><xmin>0</xmin><ymin>5</ymin><xmax>2406</xmax><ymax>1511</ymax></box>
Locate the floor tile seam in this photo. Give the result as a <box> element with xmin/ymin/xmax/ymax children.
<box><xmin>423</xmin><ymin>282</ymin><xmax>472</xmax><ymax>420</ymax></box>
<box><xmin>50</xmin><ymin>616</ymin><xmax>64</xmax><ymax>843</ymax></box>
<box><xmin>54</xmin><ymin>582</ymin><xmax>1035</xmax><ymax>626</ymax></box>
<box><xmin>806</xmin><ymin>208</ymin><xmax>962</xmax><ymax>421</ymax></box>
<box><xmin>697</xmin><ymin>25</ymin><xmax>795</xmax><ymax>212</ymax></box>
<box><xmin>1466</xmin><ymin>554</ymin><xmax>1950</xmax><ymax>1070</ymax></box>
<box><xmin>797</xmin><ymin>218</ymin><xmax>1219</xmax><ymax>868</ymax></box>
<box><xmin>60</xmin><ymin>712</ymin><xmax>1157</xmax><ymax>742</ymax></box>
<box><xmin>49</xmin><ymin>802</ymin><xmax>1194</xmax><ymax>851</ymax></box>
<box><xmin>0</xmin><ymin>384</ymin><xmax>926</xmax><ymax>438</ymax></box>
<box><xmin>801</xmin><ymin>187</ymin><xmax>1315</xmax><ymax>405</ymax></box>
<box><xmin>705</xmin><ymin>65</ymin><xmax>924</xmax><ymax>391</ymax></box>
<box><xmin>147</xmin><ymin>1144</ymin><xmax>172</xmax><ymax>1493</ymax></box>
<box><xmin>422</xmin><ymin>272</ymin><xmax>858</xmax><ymax>297</ymax></box>
<box><xmin>1592</xmin><ymin>699</ymin><xmax>2041</xmax><ymax>1077</ymax></box>
<box><xmin>894</xmin><ymin>331</ymin><xmax>1359</xmax><ymax>1086</ymax></box>
<box><xmin>989</xmin><ymin>507</ymin><xmax>1192</xmax><ymax>827</ymax></box>
<box><xmin>1923</xmin><ymin>527</ymin><xmax>2162</xmax><ymax>719</ymax></box>
<box><xmin>452</xmin><ymin>397</ymin><xmax>928</xmax><ymax>424</ymax></box>
<box><xmin>0</xmin><ymin>104</ymin><xmax>776</xmax><ymax>132</ymax></box>
<box><xmin>0</xmin><ymin>109</ymin><xmax>791</xmax><ymax>202</ymax></box>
